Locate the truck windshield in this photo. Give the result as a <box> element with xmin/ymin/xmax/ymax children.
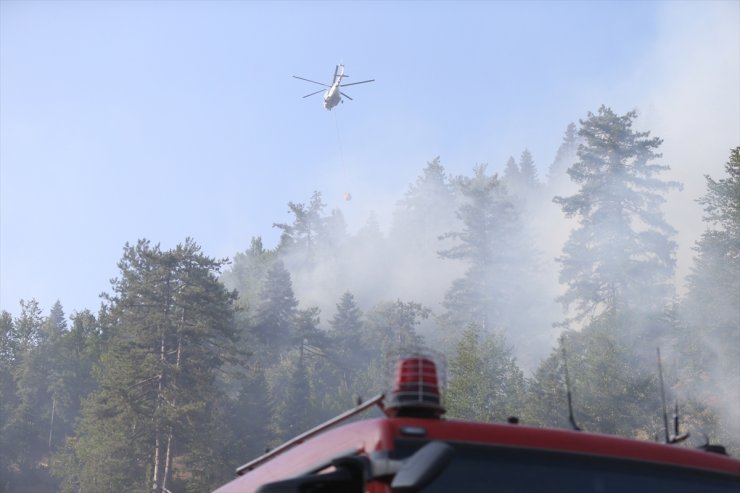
<box><xmin>393</xmin><ymin>440</ymin><xmax>739</xmax><ymax>493</ymax></box>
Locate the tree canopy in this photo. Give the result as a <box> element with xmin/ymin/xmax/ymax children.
<box><xmin>3</xmin><ymin>110</ymin><xmax>738</xmax><ymax>493</ymax></box>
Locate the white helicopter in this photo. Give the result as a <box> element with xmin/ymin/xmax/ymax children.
<box><xmin>293</xmin><ymin>64</ymin><xmax>374</xmax><ymax>110</ymax></box>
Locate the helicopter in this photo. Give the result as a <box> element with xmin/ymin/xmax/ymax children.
<box><xmin>293</xmin><ymin>64</ymin><xmax>374</xmax><ymax>110</ymax></box>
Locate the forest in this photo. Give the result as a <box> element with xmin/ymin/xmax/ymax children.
<box><xmin>1</xmin><ymin>106</ymin><xmax>738</xmax><ymax>493</ymax></box>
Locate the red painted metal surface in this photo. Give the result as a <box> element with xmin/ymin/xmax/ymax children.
<box><xmin>393</xmin><ymin>418</ymin><xmax>740</xmax><ymax>475</ymax></box>
<box><xmin>212</xmin><ymin>419</ymin><xmax>393</xmax><ymax>493</ymax></box>
<box><xmin>213</xmin><ymin>416</ymin><xmax>739</xmax><ymax>493</ymax></box>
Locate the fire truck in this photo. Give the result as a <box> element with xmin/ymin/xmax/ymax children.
<box><xmin>213</xmin><ymin>356</ymin><xmax>740</xmax><ymax>493</ymax></box>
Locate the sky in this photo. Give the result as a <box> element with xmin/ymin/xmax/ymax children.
<box><xmin>1</xmin><ymin>0</ymin><xmax>739</xmax><ymax>318</ymax></box>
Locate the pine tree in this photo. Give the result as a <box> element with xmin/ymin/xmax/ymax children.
<box><xmin>0</xmin><ymin>312</ymin><xmax>18</xmax><ymax>422</ymax></box>
<box><xmin>294</xmin><ymin>306</ymin><xmax>327</xmax><ymax>353</ymax></box>
<box><xmin>503</xmin><ymin>156</ymin><xmax>520</xmax><ymax>185</ymax></box>
<box><xmin>547</xmin><ymin>122</ymin><xmax>579</xmax><ymax>187</ymax></box>
<box><xmin>4</xmin><ymin>300</ymin><xmax>51</xmax><ymax>480</ymax></box>
<box><xmin>554</xmin><ymin>106</ymin><xmax>680</xmax><ymax>326</ymax></box>
<box><xmin>221</xmin><ymin>236</ymin><xmax>276</xmax><ymax>313</ymax></box>
<box><xmin>346</xmin><ymin>212</ymin><xmax>388</xmax><ymax>295</ymax></box>
<box><xmin>69</xmin><ymin>239</ymin><xmax>238</xmax><ymax>492</ymax></box>
<box><xmin>527</xmin><ymin>320</ymin><xmax>660</xmax><ymax>437</ymax></box>
<box><xmin>0</xmin><ymin>311</ymin><xmax>18</xmax><ymax>492</ymax></box>
<box><xmin>271</xmin><ymin>191</ymin><xmax>350</xmax><ymax>319</ymax></box>
<box><xmin>364</xmin><ymin>300</ymin><xmax>429</xmax><ymax>356</ymax></box>
<box><xmin>392</xmin><ymin>157</ymin><xmax>457</xmax><ymax>248</ymax></box>
<box><xmin>366</xmin><ymin>301</ymin><xmax>428</xmax><ymax>387</ymax></box>
<box><xmin>273</xmin><ymin>191</ymin><xmax>328</xmax><ymax>263</ymax></box>
<box><xmin>43</xmin><ymin>301</ymin><xmax>69</xmax><ymax>455</ymax></box>
<box><xmin>186</xmin><ymin>363</ymin><xmax>273</xmax><ymax>491</ymax></box>
<box><xmin>678</xmin><ymin>147</ymin><xmax>740</xmax><ymax>452</ymax></box>
<box><xmin>274</xmin><ymin>355</ymin><xmax>313</xmax><ymax>442</ymax></box>
<box><xmin>15</xmin><ymin>299</ymin><xmax>44</xmax><ymax>351</ymax></box>
<box><xmin>698</xmin><ymin>147</ymin><xmax>740</xmax><ymax>241</ymax></box>
<box><xmin>0</xmin><ymin>301</ymin><xmax>79</xmax><ymax>492</ymax></box>
<box><xmin>381</xmin><ymin>159</ymin><xmax>461</xmax><ymax>310</ymax></box>
<box><xmin>48</xmin><ymin>310</ymin><xmax>103</xmax><ymax>493</ymax></box>
<box><xmin>347</xmin><ymin>300</ymin><xmax>431</xmax><ymax>399</ymax></box>
<box><xmin>329</xmin><ymin>292</ymin><xmax>364</xmax><ymax>363</ymax></box>
<box><xmin>534</xmin><ymin>108</ymin><xmax>681</xmax><ymax>441</ymax></box>
<box><xmin>439</xmin><ymin>165</ymin><xmax>521</xmax><ymax>333</ymax></box>
<box><xmin>446</xmin><ymin>325</ymin><xmax>525</xmax><ymax>422</ymax></box>
<box><xmin>504</xmin><ymin>150</ymin><xmax>539</xmax><ymax>199</ymax></box>
<box><xmin>220</xmin><ymin>236</ymin><xmax>276</xmax><ymax>383</ymax></box>
<box><xmin>289</xmin><ymin>292</ymin><xmax>364</xmax><ymax>418</ymax></box>
<box><xmin>252</xmin><ymin>260</ymin><xmax>299</xmax><ymax>355</ymax></box>
<box><xmin>323</xmin><ymin>209</ymin><xmax>349</xmax><ymax>254</ymax></box>
<box><xmin>518</xmin><ymin>148</ymin><xmax>539</xmax><ymax>189</ymax></box>
<box><xmin>227</xmin><ymin>364</ymin><xmax>273</xmax><ymax>461</ymax></box>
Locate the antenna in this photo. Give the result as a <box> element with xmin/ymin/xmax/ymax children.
<box><xmin>672</xmin><ymin>401</ymin><xmax>689</xmax><ymax>443</ymax></box>
<box><xmin>657</xmin><ymin>348</ymin><xmax>670</xmax><ymax>443</ymax></box>
<box><xmin>699</xmin><ymin>433</ymin><xmax>728</xmax><ymax>455</ymax></box>
<box><xmin>561</xmin><ymin>338</ymin><xmax>581</xmax><ymax>431</ymax></box>
<box><xmin>657</xmin><ymin>348</ymin><xmax>689</xmax><ymax>444</ymax></box>
<box><xmin>673</xmin><ymin>402</ymin><xmax>680</xmax><ymax>438</ymax></box>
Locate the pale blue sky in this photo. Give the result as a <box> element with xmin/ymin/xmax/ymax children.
<box><xmin>1</xmin><ymin>1</ymin><xmax>738</xmax><ymax>317</ymax></box>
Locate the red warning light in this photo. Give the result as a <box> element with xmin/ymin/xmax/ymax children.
<box><xmin>386</xmin><ymin>356</ymin><xmax>445</xmax><ymax>418</ymax></box>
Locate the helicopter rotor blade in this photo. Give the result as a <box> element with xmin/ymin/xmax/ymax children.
<box><xmin>302</xmin><ymin>89</ymin><xmax>326</xmax><ymax>98</ymax></box>
<box><xmin>293</xmin><ymin>76</ymin><xmax>330</xmax><ymax>87</ymax></box>
<box><xmin>339</xmin><ymin>91</ymin><xmax>353</xmax><ymax>101</ymax></box>
<box><xmin>340</xmin><ymin>79</ymin><xmax>375</xmax><ymax>87</ymax></box>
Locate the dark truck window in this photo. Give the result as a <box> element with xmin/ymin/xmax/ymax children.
<box><xmin>393</xmin><ymin>440</ymin><xmax>740</xmax><ymax>493</ymax></box>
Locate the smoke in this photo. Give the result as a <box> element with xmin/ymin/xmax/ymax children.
<box><xmin>279</xmin><ymin>157</ymin><xmax>463</xmax><ymax>322</ymax></box>
<box><xmin>278</xmin><ymin>157</ymin><xmax>567</xmax><ymax>373</ymax></box>
<box><xmin>635</xmin><ymin>2</ymin><xmax>740</xmax><ymax>445</ymax></box>
<box><xmin>637</xmin><ymin>2</ymin><xmax>739</xmax><ymax>291</ymax></box>
<box><xmin>234</xmin><ymin>0</ymin><xmax>739</xmax><ymax>443</ymax></box>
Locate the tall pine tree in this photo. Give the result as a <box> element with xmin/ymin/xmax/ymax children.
<box><xmin>4</xmin><ymin>300</ymin><xmax>53</xmax><ymax>485</ymax></box>
<box><xmin>678</xmin><ymin>147</ymin><xmax>740</xmax><ymax>452</ymax></box>
<box><xmin>252</xmin><ymin>260</ymin><xmax>299</xmax><ymax>355</ymax></box>
<box><xmin>68</xmin><ymin>239</ymin><xmax>238</xmax><ymax>492</ymax></box>
<box><xmin>273</xmin><ymin>191</ymin><xmax>328</xmax><ymax>264</ymax></box>
<box><xmin>547</xmin><ymin>122</ymin><xmax>579</xmax><ymax>188</ymax></box>
<box><xmin>329</xmin><ymin>292</ymin><xmax>365</xmax><ymax>365</ymax></box>
<box><xmin>391</xmin><ymin>157</ymin><xmax>458</xmax><ymax>249</ymax></box>
<box><xmin>554</xmin><ymin>106</ymin><xmax>680</xmax><ymax>327</ymax></box>
<box><xmin>538</xmin><ymin>106</ymin><xmax>680</xmax><ymax>442</ymax></box>
<box><xmin>439</xmin><ymin>165</ymin><xmax>522</xmax><ymax>337</ymax></box>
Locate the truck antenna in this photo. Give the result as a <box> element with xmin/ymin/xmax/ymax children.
<box><xmin>561</xmin><ymin>338</ymin><xmax>581</xmax><ymax>431</ymax></box>
<box><xmin>657</xmin><ymin>348</ymin><xmax>689</xmax><ymax>444</ymax></box>
<box><xmin>673</xmin><ymin>402</ymin><xmax>689</xmax><ymax>443</ymax></box>
<box><xmin>657</xmin><ymin>347</ymin><xmax>671</xmax><ymax>444</ymax></box>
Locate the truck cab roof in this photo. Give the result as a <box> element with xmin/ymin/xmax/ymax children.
<box><xmin>213</xmin><ymin>415</ymin><xmax>740</xmax><ymax>493</ymax></box>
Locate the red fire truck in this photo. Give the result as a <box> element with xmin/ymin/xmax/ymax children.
<box><xmin>213</xmin><ymin>356</ymin><xmax>740</xmax><ymax>493</ymax></box>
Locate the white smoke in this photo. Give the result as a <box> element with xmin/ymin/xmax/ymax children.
<box><xmin>636</xmin><ymin>1</ymin><xmax>740</xmax><ymax>448</ymax></box>
<box><xmin>636</xmin><ymin>2</ymin><xmax>739</xmax><ymax>292</ymax></box>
